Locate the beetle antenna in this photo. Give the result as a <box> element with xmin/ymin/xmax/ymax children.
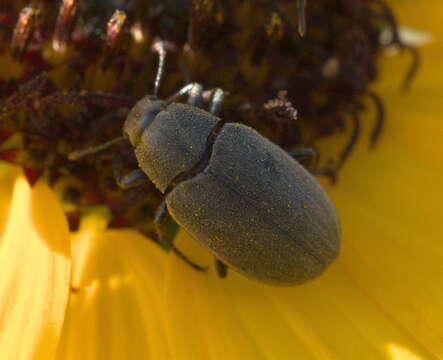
<box><xmin>151</xmin><ymin>41</ymin><xmax>166</xmax><ymax>97</ymax></box>
<box><xmin>165</xmin><ymin>83</ymin><xmax>199</xmax><ymax>104</ymax></box>
<box><xmin>68</xmin><ymin>136</ymin><xmax>125</xmax><ymax>160</ymax></box>
<box><xmin>151</xmin><ymin>40</ymin><xmax>177</xmax><ymax>97</ymax></box>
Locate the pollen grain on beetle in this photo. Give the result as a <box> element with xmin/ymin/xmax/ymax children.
<box><xmin>0</xmin><ymin>0</ymin><xmax>418</xmax><ymax>234</ymax></box>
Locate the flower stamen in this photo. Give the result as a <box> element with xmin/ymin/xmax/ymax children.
<box><xmin>53</xmin><ymin>0</ymin><xmax>78</xmax><ymax>53</ymax></box>
<box><xmin>11</xmin><ymin>5</ymin><xmax>40</xmax><ymax>58</ymax></box>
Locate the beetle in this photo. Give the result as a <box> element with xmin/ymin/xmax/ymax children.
<box><xmin>70</xmin><ymin>42</ymin><xmax>340</xmax><ymax>286</ymax></box>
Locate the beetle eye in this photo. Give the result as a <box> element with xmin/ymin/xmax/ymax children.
<box><xmin>123</xmin><ymin>97</ymin><xmax>166</xmax><ymax>146</ymax></box>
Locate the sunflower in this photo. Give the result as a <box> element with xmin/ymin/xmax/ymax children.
<box><xmin>0</xmin><ymin>0</ymin><xmax>442</xmax><ymax>359</ymax></box>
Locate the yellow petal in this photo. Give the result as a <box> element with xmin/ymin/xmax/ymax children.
<box><xmin>56</xmin><ymin>210</ymin><xmax>171</xmax><ymax>360</ymax></box>
<box><xmin>323</xmin><ymin>4</ymin><xmax>443</xmax><ymax>357</ymax></box>
<box><xmin>0</xmin><ymin>163</ymin><xmax>21</xmax><ymax>239</ymax></box>
<box><xmin>0</xmin><ymin>175</ymin><xmax>71</xmax><ymax>359</ymax></box>
<box><xmin>25</xmin><ymin>2</ymin><xmax>440</xmax><ymax>359</ymax></box>
<box><xmin>165</xmin><ymin>232</ymin><xmax>437</xmax><ymax>360</ymax></box>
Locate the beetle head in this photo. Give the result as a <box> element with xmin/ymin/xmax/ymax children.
<box><xmin>123</xmin><ymin>95</ymin><xmax>166</xmax><ymax>147</ymax></box>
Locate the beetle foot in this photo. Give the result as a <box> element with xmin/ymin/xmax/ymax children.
<box><xmin>214</xmin><ymin>257</ymin><xmax>228</xmax><ymax>278</ymax></box>
<box><xmin>312</xmin><ymin>159</ymin><xmax>337</xmax><ymax>184</ymax></box>
<box><xmin>171</xmin><ymin>245</ymin><xmax>208</xmax><ymax>272</ymax></box>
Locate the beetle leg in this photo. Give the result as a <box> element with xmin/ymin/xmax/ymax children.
<box><xmin>289</xmin><ymin>148</ymin><xmax>317</xmax><ymax>170</ymax></box>
<box><xmin>202</xmin><ymin>88</ymin><xmax>225</xmax><ymax>116</ymax></box>
<box><xmin>312</xmin><ymin>160</ymin><xmax>337</xmax><ymax>184</ymax></box>
<box><xmin>214</xmin><ymin>258</ymin><xmax>228</xmax><ymax>279</ymax></box>
<box><xmin>154</xmin><ymin>199</ymin><xmax>208</xmax><ymax>272</ymax></box>
<box><xmin>291</xmin><ymin>148</ymin><xmax>338</xmax><ymax>183</ymax></box>
<box><xmin>116</xmin><ymin>168</ymin><xmax>149</xmax><ymax>189</ymax></box>
<box><xmin>209</xmin><ymin>88</ymin><xmax>225</xmax><ymax>116</ymax></box>
<box><xmin>187</xmin><ymin>83</ymin><xmax>204</xmax><ymax>107</ymax></box>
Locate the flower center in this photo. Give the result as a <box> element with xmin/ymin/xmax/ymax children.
<box><xmin>0</xmin><ymin>0</ymin><xmax>418</xmax><ymax>232</ymax></box>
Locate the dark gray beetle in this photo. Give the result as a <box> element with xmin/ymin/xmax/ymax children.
<box><xmin>70</xmin><ymin>45</ymin><xmax>340</xmax><ymax>286</ymax></box>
